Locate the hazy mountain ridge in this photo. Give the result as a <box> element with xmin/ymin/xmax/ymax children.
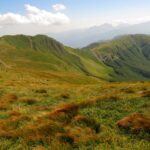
<box><xmin>50</xmin><ymin>21</ymin><xmax>150</xmax><ymax>48</ymax></box>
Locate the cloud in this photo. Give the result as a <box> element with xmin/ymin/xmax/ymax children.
<box><xmin>25</xmin><ymin>4</ymin><xmax>41</xmax><ymax>14</ymax></box>
<box><xmin>52</xmin><ymin>4</ymin><xmax>66</xmax><ymax>12</ymax></box>
<box><xmin>0</xmin><ymin>4</ymin><xmax>70</xmax><ymax>27</ymax></box>
<box><xmin>134</xmin><ymin>16</ymin><xmax>150</xmax><ymax>24</ymax></box>
<box><xmin>111</xmin><ymin>16</ymin><xmax>150</xmax><ymax>27</ymax></box>
<box><xmin>0</xmin><ymin>13</ymin><xmax>29</xmax><ymax>25</ymax></box>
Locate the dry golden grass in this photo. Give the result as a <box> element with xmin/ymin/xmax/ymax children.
<box><xmin>56</xmin><ymin>133</ymin><xmax>75</xmax><ymax>145</ymax></box>
<box><xmin>33</xmin><ymin>145</ymin><xmax>47</xmax><ymax>150</ymax></box>
<box><xmin>117</xmin><ymin>113</ymin><xmax>150</xmax><ymax>133</ymax></box>
<box><xmin>9</xmin><ymin>110</ymin><xmax>31</xmax><ymax>122</ymax></box>
<box><xmin>0</xmin><ymin>103</ymin><xmax>8</xmax><ymax>110</ymax></box>
<box><xmin>34</xmin><ymin>89</ymin><xmax>47</xmax><ymax>94</ymax></box>
<box><xmin>49</xmin><ymin>103</ymin><xmax>79</xmax><ymax>124</ymax></box>
<box><xmin>0</xmin><ymin>69</ymin><xmax>150</xmax><ymax>149</ymax></box>
<box><xmin>54</xmin><ymin>92</ymin><xmax>70</xmax><ymax>100</ymax></box>
<box><xmin>73</xmin><ymin>115</ymin><xmax>100</xmax><ymax>133</ymax></box>
<box><xmin>65</xmin><ymin>126</ymin><xmax>99</xmax><ymax>144</ymax></box>
<box><xmin>34</xmin><ymin>106</ymin><xmax>50</xmax><ymax>111</ymax></box>
<box><xmin>0</xmin><ymin>94</ymin><xmax>18</xmax><ymax>111</ymax></box>
<box><xmin>78</xmin><ymin>93</ymin><xmax>121</xmax><ymax>109</ymax></box>
<box><xmin>20</xmin><ymin>97</ymin><xmax>37</xmax><ymax>105</ymax></box>
<box><xmin>1</xmin><ymin>93</ymin><xmax>18</xmax><ymax>103</ymax></box>
<box><xmin>140</xmin><ymin>90</ymin><xmax>150</xmax><ymax>97</ymax></box>
<box><xmin>15</xmin><ymin>119</ymin><xmax>66</xmax><ymax>142</ymax></box>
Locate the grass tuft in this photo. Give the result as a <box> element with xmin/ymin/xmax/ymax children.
<box><xmin>20</xmin><ymin>98</ymin><xmax>37</xmax><ymax>105</ymax></box>
<box><xmin>73</xmin><ymin>115</ymin><xmax>100</xmax><ymax>133</ymax></box>
<box><xmin>116</xmin><ymin>113</ymin><xmax>150</xmax><ymax>133</ymax></box>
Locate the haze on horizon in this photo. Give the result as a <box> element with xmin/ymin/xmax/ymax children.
<box><xmin>0</xmin><ymin>0</ymin><xmax>150</xmax><ymax>35</ymax></box>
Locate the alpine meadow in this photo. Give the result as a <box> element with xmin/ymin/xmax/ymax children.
<box><xmin>0</xmin><ymin>0</ymin><xmax>150</xmax><ymax>150</ymax></box>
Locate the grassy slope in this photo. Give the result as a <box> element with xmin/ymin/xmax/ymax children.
<box><xmin>1</xmin><ymin>34</ymin><xmax>150</xmax><ymax>81</ymax></box>
<box><xmin>90</xmin><ymin>34</ymin><xmax>150</xmax><ymax>81</ymax></box>
<box><xmin>0</xmin><ymin>34</ymin><xmax>149</xmax><ymax>149</ymax></box>
<box><xmin>65</xmin><ymin>47</ymin><xmax>113</xmax><ymax>80</ymax></box>
<box><xmin>0</xmin><ymin>35</ymin><xmax>111</xmax><ymax>80</ymax></box>
<box><xmin>0</xmin><ymin>35</ymin><xmax>86</xmax><ymax>72</ymax></box>
<box><xmin>0</xmin><ymin>69</ymin><xmax>149</xmax><ymax>150</ymax></box>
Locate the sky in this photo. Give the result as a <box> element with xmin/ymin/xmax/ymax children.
<box><xmin>0</xmin><ymin>0</ymin><xmax>150</xmax><ymax>35</ymax></box>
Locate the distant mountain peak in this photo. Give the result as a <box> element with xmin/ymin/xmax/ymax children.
<box><xmin>50</xmin><ymin>21</ymin><xmax>150</xmax><ymax>48</ymax></box>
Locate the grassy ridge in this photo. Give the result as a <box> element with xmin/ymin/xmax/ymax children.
<box><xmin>0</xmin><ymin>34</ymin><xmax>110</xmax><ymax>79</ymax></box>
<box><xmin>90</xmin><ymin>34</ymin><xmax>150</xmax><ymax>81</ymax></box>
<box><xmin>1</xmin><ymin>34</ymin><xmax>150</xmax><ymax>81</ymax></box>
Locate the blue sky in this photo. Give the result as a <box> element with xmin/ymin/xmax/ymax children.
<box><xmin>0</xmin><ymin>0</ymin><xmax>150</xmax><ymax>34</ymax></box>
<box><xmin>1</xmin><ymin>0</ymin><xmax>150</xmax><ymax>16</ymax></box>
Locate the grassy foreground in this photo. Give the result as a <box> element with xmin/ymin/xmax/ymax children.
<box><xmin>0</xmin><ymin>68</ymin><xmax>149</xmax><ymax>150</ymax></box>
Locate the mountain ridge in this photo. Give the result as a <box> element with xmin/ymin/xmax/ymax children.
<box><xmin>50</xmin><ymin>21</ymin><xmax>150</xmax><ymax>48</ymax></box>
<box><xmin>88</xmin><ymin>34</ymin><xmax>150</xmax><ymax>81</ymax></box>
<box><xmin>0</xmin><ymin>34</ymin><xmax>150</xmax><ymax>81</ymax></box>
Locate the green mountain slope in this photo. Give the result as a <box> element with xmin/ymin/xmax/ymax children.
<box><xmin>0</xmin><ymin>34</ymin><xmax>110</xmax><ymax>79</ymax></box>
<box><xmin>0</xmin><ymin>35</ymin><xmax>84</xmax><ymax>72</ymax></box>
<box><xmin>1</xmin><ymin>34</ymin><xmax>150</xmax><ymax>81</ymax></box>
<box><xmin>65</xmin><ymin>47</ymin><xmax>113</xmax><ymax>80</ymax></box>
<box><xmin>89</xmin><ymin>34</ymin><xmax>150</xmax><ymax>81</ymax></box>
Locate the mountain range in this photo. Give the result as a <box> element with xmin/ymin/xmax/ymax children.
<box><xmin>0</xmin><ymin>34</ymin><xmax>150</xmax><ymax>81</ymax></box>
<box><xmin>50</xmin><ymin>21</ymin><xmax>150</xmax><ymax>48</ymax></box>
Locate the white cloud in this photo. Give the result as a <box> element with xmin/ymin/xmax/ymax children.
<box><xmin>133</xmin><ymin>16</ymin><xmax>150</xmax><ymax>24</ymax></box>
<box><xmin>0</xmin><ymin>13</ymin><xmax>29</xmax><ymax>25</ymax></box>
<box><xmin>25</xmin><ymin>4</ymin><xmax>41</xmax><ymax>14</ymax></box>
<box><xmin>111</xmin><ymin>16</ymin><xmax>150</xmax><ymax>27</ymax></box>
<box><xmin>0</xmin><ymin>4</ymin><xmax>70</xmax><ymax>27</ymax></box>
<box><xmin>52</xmin><ymin>4</ymin><xmax>66</xmax><ymax>12</ymax></box>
